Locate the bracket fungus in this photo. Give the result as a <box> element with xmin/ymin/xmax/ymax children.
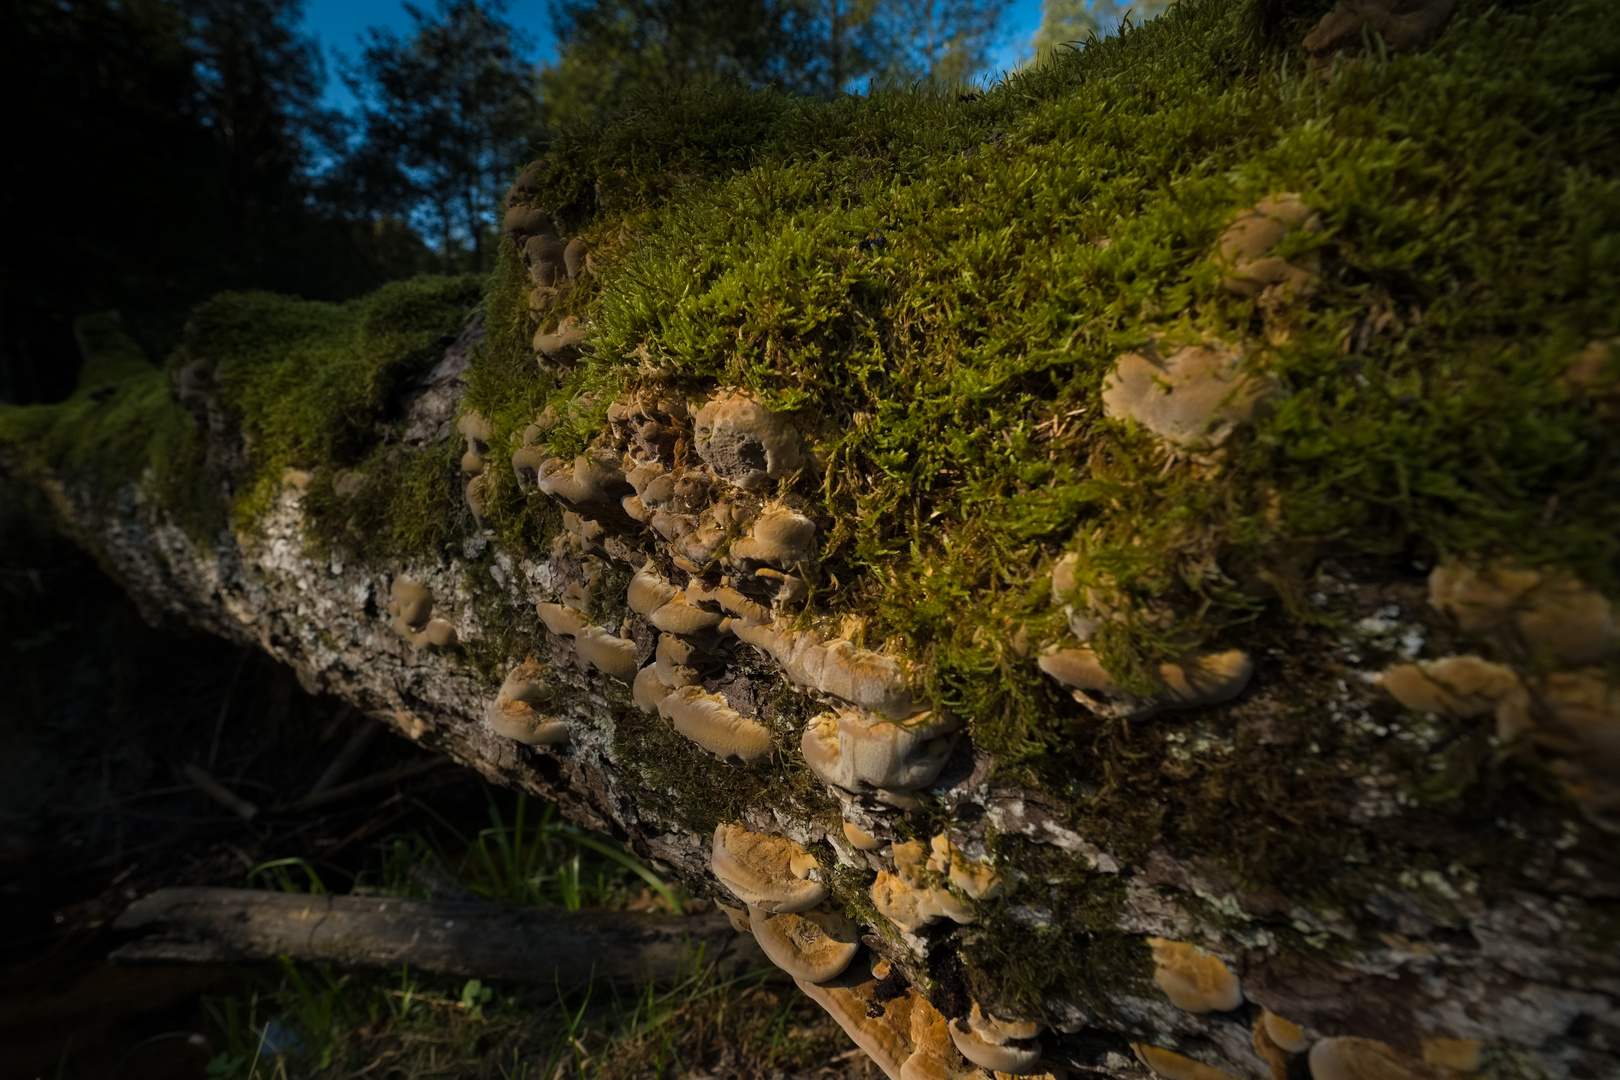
<box><xmin>1214</xmin><ymin>194</ymin><xmax>1324</xmax><ymax>300</ymax></box>
<box><xmin>1132</xmin><ymin>1045</ymin><xmax>1240</xmax><ymax>1080</ymax></box>
<box><xmin>928</xmin><ymin>835</ymin><xmax>1002</xmax><ymax>900</ymax></box>
<box><xmin>870</xmin><ymin>839</ymin><xmax>976</xmax><ymax>932</ymax></box>
<box><xmin>1429</xmin><ymin>561</ymin><xmax>1615</xmax><ymax>666</ymax></box>
<box><xmin>537</xmin><ymin>452</ymin><xmax>634</xmax><ymax>521</ymax></box>
<box><xmin>486</xmin><ymin>657</ymin><xmax>569</xmax><ymax>745</ymax></box>
<box><xmin>535</xmin><ymin>602</ymin><xmax>638</xmax><ymax>683</ymax></box>
<box><xmin>1378</xmin><ymin>655</ymin><xmax>1524</xmax><ymax>719</ymax></box>
<box><xmin>1038</xmin><ymin>646</ymin><xmax>1253</xmax><ymax>719</ymax></box>
<box><xmin>732</xmin><ymin>620</ymin><xmax>917</xmax><ymax>719</ymax></box>
<box><xmin>1304</xmin><ymin>0</ymin><xmax>1459</xmax><ymax>69</ymax></box>
<box><xmin>655</xmin><ymin>684</ymin><xmax>773</xmax><ymax>763</ymax></box>
<box><xmin>1101</xmin><ymin>340</ymin><xmax>1279</xmax><ymax>452</ymax></box>
<box><xmin>948</xmin><ymin>1018</ymin><xmax>1042</xmax><ymax>1076</ymax></box>
<box><xmin>748</xmin><ymin>905</ymin><xmax>860</xmax><ymax>984</ymax></box>
<box><xmin>1147</xmin><ymin>938</ymin><xmax>1243</xmax><ymax>1013</ymax></box>
<box><xmin>692</xmin><ymin>389</ymin><xmax>802</xmax><ymax>490</ymax></box>
<box><xmin>1259</xmin><ymin>1010</ymin><xmax>1310</xmax><ymax>1055</ymax></box>
<box><xmin>1307</xmin><ymin>1037</ymin><xmax>1452</xmax><ymax>1080</ymax></box>
<box><xmin>523</xmin><ymin>232</ymin><xmax>569</xmax><ymax>287</ymax></box>
<box><xmin>535</xmin><ymin>314</ymin><xmax>587</xmax><ymax>359</ymax></box>
<box><xmin>711</xmin><ymin>823</ymin><xmax>827</xmax><ymax>913</ymax></box>
<box><xmin>730</xmin><ymin>504</ymin><xmax>818</xmax><ymax>568</ymax></box>
<box><xmin>388</xmin><ymin>578</ymin><xmax>456</xmax><ymax>649</ymax></box>
<box><xmin>801</xmin><ymin>707</ymin><xmax>961</xmax><ymax>801</ymax></box>
<box><xmin>842</xmin><ymin>820</ymin><xmax>883</xmax><ymax>851</ymax></box>
<box><xmin>793</xmin><ymin>977</ymin><xmax>915</xmax><ymax>1080</ymax></box>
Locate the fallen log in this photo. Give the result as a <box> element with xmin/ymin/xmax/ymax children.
<box><xmin>110</xmin><ymin>887</ymin><xmax>772</xmax><ymax>990</ymax></box>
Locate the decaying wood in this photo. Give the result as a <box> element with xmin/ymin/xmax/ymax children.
<box><xmin>110</xmin><ymin>887</ymin><xmax>772</xmax><ymax>989</ymax></box>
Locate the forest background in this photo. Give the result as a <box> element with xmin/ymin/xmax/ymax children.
<box><xmin>0</xmin><ymin>0</ymin><xmax>1163</xmax><ymax>407</ymax></box>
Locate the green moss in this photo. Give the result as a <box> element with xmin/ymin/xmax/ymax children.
<box><xmin>960</xmin><ymin>838</ymin><xmax>1144</xmax><ymax>1021</ymax></box>
<box><xmin>5</xmin><ymin>0</ymin><xmax>1617</xmax><ymax>1010</ymax></box>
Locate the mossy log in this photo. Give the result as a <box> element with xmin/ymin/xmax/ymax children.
<box><xmin>4</xmin><ymin>1</ymin><xmax>1620</xmax><ymax>1078</ymax></box>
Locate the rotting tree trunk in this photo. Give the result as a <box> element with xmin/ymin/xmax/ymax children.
<box><xmin>7</xmin><ymin>317</ymin><xmax>1616</xmax><ymax>1080</ymax></box>
<box><xmin>8</xmin><ymin>4</ymin><xmax>1620</xmax><ymax>1075</ymax></box>
<box><xmin>110</xmin><ymin>887</ymin><xmax>771</xmax><ymax>989</ymax></box>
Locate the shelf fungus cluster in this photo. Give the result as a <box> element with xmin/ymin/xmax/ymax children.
<box><xmin>713</xmin><ymin>826</ymin><xmax>1055</xmax><ymax>1080</ymax></box>
<box><xmin>1378</xmin><ymin>560</ymin><xmax>1620</xmax><ymax>831</ymax></box>
<box><xmin>795</xmin><ymin>956</ymin><xmax>1058</xmax><ymax>1080</ymax></box>
<box><xmin>503</xmin><ymin>159</ymin><xmax>591</xmax><ymax>365</ymax></box>
<box><xmin>871</xmin><ymin>834</ymin><xmax>1001</xmax><ymax>934</ymax></box>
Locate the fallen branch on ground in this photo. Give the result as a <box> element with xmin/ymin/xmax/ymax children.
<box><xmin>110</xmin><ymin>887</ymin><xmax>772</xmax><ymax>990</ymax></box>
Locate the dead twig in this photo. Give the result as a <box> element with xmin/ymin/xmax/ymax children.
<box><xmin>181</xmin><ymin>764</ymin><xmax>259</xmax><ymax>821</ymax></box>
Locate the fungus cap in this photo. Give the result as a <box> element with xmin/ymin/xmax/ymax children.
<box><xmin>967</xmin><ymin>1002</ymin><xmax>1040</xmax><ymax>1045</ymax></box>
<box><xmin>803</xmin><ymin>707</ymin><xmax>960</xmax><ymax>795</ymax></box>
<box><xmin>632</xmin><ymin>663</ymin><xmax>669</xmax><ymax>714</ymax></box>
<box><xmin>1429</xmin><ymin>561</ymin><xmax>1615</xmax><ymax>666</ymax></box>
<box><xmin>563</xmin><ymin>237</ymin><xmax>588</xmax><ymax>281</ymax></box>
<box><xmin>658</xmin><ymin>685</ymin><xmax>772</xmax><ymax>762</ymax></box>
<box><xmin>1260</xmin><ymin>1010</ymin><xmax>1310</xmax><ymax>1054</ymax></box>
<box><xmin>870</xmin><ymin>870</ymin><xmax>974</xmax><ymax>932</ymax></box>
<box><xmin>649</xmin><ymin>594</ymin><xmax>728</xmax><ymax>636</ymax></box>
<box><xmin>1379</xmin><ymin>655</ymin><xmax>1522</xmax><ymax>718</ymax></box>
<box><xmin>628</xmin><ymin>563</ymin><xmax>681</xmax><ymax>616</ymax></box>
<box><xmin>692</xmin><ymin>389</ymin><xmax>802</xmax><ymax>490</ymax></box>
<box><xmin>948</xmin><ymin>1021</ymin><xmax>1041</xmax><ymax>1075</ymax></box>
<box><xmin>1132</xmin><ymin>1045</ymin><xmax>1240</xmax><ymax>1080</ymax></box>
<box><xmin>1307</xmin><ymin>1038</ymin><xmax>1450</xmax><ymax>1080</ymax></box>
<box><xmin>390</xmin><ymin>578</ymin><xmax>434</xmax><ymax>629</ymax></box>
<box><xmin>1214</xmin><ymin>194</ymin><xmax>1323</xmax><ymax>299</ymax></box>
<box><xmin>748</xmin><ymin>905</ymin><xmax>860</xmax><ymax>984</ymax></box>
<box><xmin>487</xmin><ymin>658</ymin><xmax>569</xmax><ymax>745</ymax></box>
<box><xmin>1303</xmin><ymin>0</ymin><xmax>1459</xmax><ymax>67</ymax></box>
<box><xmin>843</xmin><ymin>820</ymin><xmax>883</xmax><ymax>851</ymax></box>
<box><xmin>535</xmin><ymin>315</ymin><xmax>587</xmax><ymax>358</ymax></box>
<box><xmin>711</xmin><ymin>824</ymin><xmax>828</xmax><ymax>913</ymax></box>
<box><xmin>536</xmin><ymin>601</ymin><xmax>590</xmax><ymax>638</ymax></box>
<box><xmin>1101</xmin><ymin>341</ymin><xmax>1278</xmax><ymax>450</ymax></box>
<box><xmin>931</xmin><ymin>835</ymin><xmax>1002</xmax><ymax>901</ymax></box>
<box><xmin>795</xmin><ymin>978</ymin><xmax>914</xmax><ymax>1080</ymax></box>
<box><xmin>573</xmin><ymin>626</ymin><xmax>639</xmax><ymax>684</ymax></box>
<box><xmin>731</xmin><ymin>505</ymin><xmax>818</xmax><ymax>567</ymax></box>
<box><xmin>1148</xmin><ymin>938</ymin><xmax>1243</xmax><ymax>1013</ymax></box>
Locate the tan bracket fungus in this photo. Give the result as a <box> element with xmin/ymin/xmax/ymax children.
<box><xmin>692</xmin><ymin>389</ymin><xmax>802</xmax><ymax>491</ymax></box>
<box><xmin>1307</xmin><ymin>1037</ymin><xmax>1454</xmax><ymax>1080</ymax></box>
<box><xmin>870</xmin><ymin>837</ymin><xmax>988</xmax><ymax>933</ymax></box>
<box><xmin>537</xmin><ymin>451</ymin><xmax>635</xmax><ymax>522</ymax></box>
<box><xmin>535</xmin><ymin>601</ymin><xmax>638</xmax><ymax>684</ymax></box>
<box><xmin>802</xmin><ymin>707</ymin><xmax>961</xmax><ymax>802</ymax></box>
<box><xmin>457</xmin><ymin>411</ymin><xmax>495</xmax><ymax>523</ymax></box>
<box><xmin>388</xmin><ymin>578</ymin><xmax>456</xmax><ymax>649</ymax></box>
<box><xmin>949</xmin><ymin>1002</ymin><xmax>1043</xmax><ymax>1076</ymax></box>
<box><xmin>730</xmin><ymin>503</ymin><xmax>818</xmax><ymax>569</ymax></box>
<box><xmin>1101</xmin><ymin>339</ymin><xmax>1280</xmax><ymax>452</ymax></box>
<box><xmin>655</xmin><ymin>684</ymin><xmax>773</xmax><ymax>763</ymax></box>
<box><xmin>1378</xmin><ymin>655</ymin><xmax>1524</xmax><ymax>719</ymax></box>
<box><xmin>1304</xmin><ymin>0</ymin><xmax>1459</xmax><ymax>71</ymax></box>
<box><xmin>732</xmin><ymin>619</ymin><xmax>917</xmax><ymax>720</ymax></box>
<box><xmin>1038</xmin><ymin>645</ymin><xmax>1253</xmax><ymax>719</ymax></box>
<box><xmin>1132</xmin><ymin>1045</ymin><xmax>1239</xmax><ymax>1080</ymax></box>
<box><xmin>486</xmin><ymin>656</ymin><xmax>569</xmax><ymax>746</ymax></box>
<box><xmin>1147</xmin><ymin>938</ymin><xmax>1243</xmax><ymax>1014</ymax></box>
<box><xmin>1214</xmin><ymin>193</ymin><xmax>1324</xmax><ymax>301</ymax></box>
<box><xmin>747</xmin><ymin>904</ymin><xmax>860</xmax><ymax>984</ymax></box>
<box><xmin>711</xmin><ymin>823</ymin><xmax>827</xmax><ymax>913</ymax></box>
<box><xmin>534</xmin><ymin>314</ymin><xmax>587</xmax><ymax>360</ymax></box>
<box><xmin>1429</xmin><ymin>560</ymin><xmax>1615</xmax><ymax>667</ymax></box>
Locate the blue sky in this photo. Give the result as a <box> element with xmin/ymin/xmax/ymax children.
<box><xmin>299</xmin><ymin>0</ymin><xmax>1051</xmax><ymax>113</ymax></box>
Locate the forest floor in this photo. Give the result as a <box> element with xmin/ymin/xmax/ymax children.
<box><xmin>0</xmin><ymin>485</ymin><xmax>864</xmax><ymax>1080</ymax></box>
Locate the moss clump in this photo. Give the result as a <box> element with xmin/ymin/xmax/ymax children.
<box><xmin>184</xmin><ymin>275</ymin><xmax>483</xmax><ymax>544</ymax></box>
